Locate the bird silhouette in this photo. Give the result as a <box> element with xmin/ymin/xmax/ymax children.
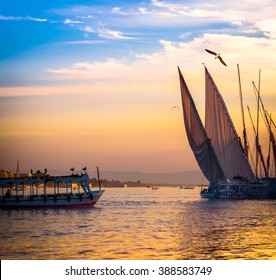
<box><xmin>205</xmin><ymin>49</ymin><xmax>227</xmax><ymax>66</ymax></box>
<box><xmin>171</xmin><ymin>105</ymin><xmax>180</xmax><ymax>110</ymax></box>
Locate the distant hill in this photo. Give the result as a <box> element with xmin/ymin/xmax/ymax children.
<box><xmin>100</xmin><ymin>170</ymin><xmax>204</xmax><ymax>185</ymax></box>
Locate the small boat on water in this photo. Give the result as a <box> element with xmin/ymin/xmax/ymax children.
<box><xmin>0</xmin><ymin>168</ymin><xmax>104</xmax><ymax>209</ymax></box>
<box><xmin>151</xmin><ymin>186</ymin><xmax>159</xmax><ymax>190</ymax></box>
<box><xmin>179</xmin><ymin>186</ymin><xmax>195</xmax><ymax>189</ymax></box>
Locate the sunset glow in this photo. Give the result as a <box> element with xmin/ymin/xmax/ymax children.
<box><xmin>1</xmin><ymin>0</ymin><xmax>275</xmax><ymax>175</ymax></box>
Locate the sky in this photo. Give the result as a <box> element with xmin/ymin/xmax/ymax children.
<box><xmin>0</xmin><ymin>0</ymin><xmax>275</xmax><ymax>176</ymax></box>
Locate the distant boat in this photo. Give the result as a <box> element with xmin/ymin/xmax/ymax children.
<box><xmin>178</xmin><ymin>66</ymin><xmax>275</xmax><ymax>199</ymax></box>
<box><xmin>179</xmin><ymin>186</ymin><xmax>194</xmax><ymax>189</ymax></box>
<box><xmin>0</xmin><ymin>170</ymin><xmax>104</xmax><ymax>209</ymax></box>
<box><xmin>151</xmin><ymin>186</ymin><xmax>159</xmax><ymax>190</ymax></box>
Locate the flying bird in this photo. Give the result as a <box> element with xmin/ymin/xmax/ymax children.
<box><xmin>171</xmin><ymin>105</ymin><xmax>180</xmax><ymax>110</ymax></box>
<box><xmin>205</xmin><ymin>49</ymin><xmax>227</xmax><ymax>66</ymax></box>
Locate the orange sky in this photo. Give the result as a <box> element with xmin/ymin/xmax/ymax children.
<box><xmin>1</xmin><ymin>2</ymin><xmax>275</xmax><ymax>175</ymax></box>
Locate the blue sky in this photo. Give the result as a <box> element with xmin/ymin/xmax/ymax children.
<box><xmin>1</xmin><ymin>0</ymin><xmax>276</xmax><ymax>173</ymax></box>
<box><xmin>1</xmin><ymin>0</ymin><xmax>275</xmax><ymax>87</ymax></box>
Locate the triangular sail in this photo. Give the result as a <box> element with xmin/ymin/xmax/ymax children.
<box><xmin>204</xmin><ymin>67</ymin><xmax>256</xmax><ymax>181</ymax></box>
<box><xmin>178</xmin><ymin>67</ymin><xmax>225</xmax><ymax>187</ymax></box>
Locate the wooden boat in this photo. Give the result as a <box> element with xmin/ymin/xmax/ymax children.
<box><xmin>0</xmin><ymin>169</ymin><xmax>104</xmax><ymax>209</ymax></box>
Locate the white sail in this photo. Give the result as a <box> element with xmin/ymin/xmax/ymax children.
<box><xmin>178</xmin><ymin>67</ymin><xmax>225</xmax><ymax>187</ymax></box>
<box><xmin>204</xmin><ymin>67</ymin><xmax>256</xmax><ymax>181</ymax></box>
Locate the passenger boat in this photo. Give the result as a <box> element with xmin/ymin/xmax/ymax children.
<box><xmin>218</xmin><ymin>189</ymin><xmax>246</xmax><ymax>200</ymax></box>
<box><xmin>0</xmin><ymin>168</ymin><xmax>104</xmax><ymax>209</ymax></box>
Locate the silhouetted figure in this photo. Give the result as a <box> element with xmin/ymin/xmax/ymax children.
<box><xmin>5</xmin><ymin>189</ymin><xmax>11</xmax><ymax>198</ymax></box>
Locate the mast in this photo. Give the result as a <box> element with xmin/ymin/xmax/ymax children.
<box><xmin>97</xmin><ymin>166</ymin><xmax>101</xmax><ymax>190</ymax></box>
<box><xmin>252</xmin><ymin>82</ymin><xmax>276</xmax><ymax>177</ymax></box>
<box><xmin>16</xmin><ymin>160</ymin><xmax>20</xmax><ymax>178</ymax></box>
<box><xmin>267</xmin><ymin>114</ymin><xmax>272</xmax><ymax>175</ymax></box>
<box><xmin>252</xmin><ymin>81</ymin><xmax>270</xmax><ymax>178</ymax></box>
<box><xmin>255</xmin><ymin>70</ymin><xmax>261</xmax><ymax>177</ymax></box>
<box><xmin>237</xmin><ymin>64</ymin><xmax>248</xmax><ymax>157</ymax></box>
<box><xmin>247</xmin><ymin>105</ymin><xmax>268</xmax><ymax>178</ymax></box>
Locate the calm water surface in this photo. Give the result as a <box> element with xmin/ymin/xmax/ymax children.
<box><xmin>1</xmin><ymin>187</ymin><xmax>276</xmax><ymax>260</ymax></box>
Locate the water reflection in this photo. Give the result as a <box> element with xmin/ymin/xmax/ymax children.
<box><xmin>175</xmin><ymin>200</ymin><xmax>276</xmax><ymax>259</ymax></box>
<box><xmin>0</xmin><ymin>188</ymin><xmax>276</xmax><ymax>259</ymax></box>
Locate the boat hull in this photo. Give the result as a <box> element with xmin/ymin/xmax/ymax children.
<box><xmin>0</xmin><ymin>190</ymin><xmax>104</xmax><ymax>209</ymax></box>
<box><xmin>200</xmin><ymin>192</ymin><xmax>217</xmax><ymax>198</ymax></box>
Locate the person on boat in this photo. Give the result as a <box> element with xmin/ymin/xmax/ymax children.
<box><xmin>5</xmin><ymin>189</ymin><xmax>11</xmax><ymax>198</ymax></box>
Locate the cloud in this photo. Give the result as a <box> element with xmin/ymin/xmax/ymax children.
<box><xmin>48</xmin><ymin>1</ymin><xmax>276</xmax><ymax>44</ymax></box>
<box><xmin>83</xmin><ymin>26</ymin><xmax>95</xmax><ymax>33</ymax></box>
<box><xmin>77</xmin><ymin>15</ymin><xmax>94</xmax><ymax>19</ymax></box>
<box><xmin>27</xmin><ymin>16</ymin><xmax>47</xmax><ymax>22</ymax></box>
<box><xmin>256</xmin><ymin>18</ymin><xmax>276</xmax><ymax>39</ymax></box>
<box><xmin>63</xmin><ymin>19</ymin><xmax>83</xmax><ymax>24</ymax></box>
<box><xmin>0</xmin><ymin>15</ymin><xmax>47</xmax><ymax>22</ymax></box>
<box><xmin>179</xmin><ymin>32</ymin><xmax>192</xmax><ymax>39</ymax></box>
<box><xmin>62</xmin><ymin>40</ymin><xmax>106</xmax><ymax>45</ymax></box>
<box><xmin>111</xmin><ymin>7</ymin><xmax>125</xmax><ymax>15</ymax></box>
<box><xmin>97</xmin><ymin>28</ymin><xmax>138</xmax><ymax>40</ymax></box>
<box><xmin>46</xmin><ymin>33</ymin><xmax>276</xmax><ymax>97</ymax></box>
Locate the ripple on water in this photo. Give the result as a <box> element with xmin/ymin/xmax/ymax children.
<box><xmin>1</xmin><ymin>188</ymin><xmax>276</xmax><ymax>259</ymax></box>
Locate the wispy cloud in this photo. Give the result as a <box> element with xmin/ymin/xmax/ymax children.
<box><xmin>63</xmin><ymin>19</ymin><xmax>83</xmax><ymax>24</ymax></box>
<box><xmin>0</xmin><ymin>15</ymin><xmax>47</xmax><ymax>22</ymax></box>
<box><xmin>62</xmin><ymin>40</ymin><xmax>106</xmax><ymax>45</ymax></box>
<box><xmin>48</xmin><ymin>32</ymin><xmax>276</xmax><ymax>86</ymax></box>
<box><xmin>47</xmin><ymin>0</ymin><xmax>276</xmax><ymax>43</ymax></box>
<box><xmin>97</xmin><ymin>28</ymin><xmax>138</xmax><ymax>40</ymax></box>
<box><xmin>111</xmin><ymin>7</ymin><xmax>125</xmax><ymax>15</ymax></box>
<box><xmin>82</xmin><ymin>26</ymin><xmax>95</xmax><ymax>33</ymax></box>
<box><xmin>77</xmin><ymin>15</ymin><xmax>94</xmax><ymax>19</ymax></box>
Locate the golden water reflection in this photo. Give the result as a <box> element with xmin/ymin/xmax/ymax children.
<box><xmin>1</xmin><ymin>187</ymin><xmax>276</xmax><ymax>259</ymax></box>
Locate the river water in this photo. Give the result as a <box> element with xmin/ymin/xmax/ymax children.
<box><xmin>1</xmin><ymin>187</ymin><xmax>276</xmax><ymax>260</ymax></box>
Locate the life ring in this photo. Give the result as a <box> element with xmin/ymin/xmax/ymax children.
<box><xmin>78</xmin><ymin>194</ymin><xmax>82</xmax><ymax>201</ymax></box>
<box><xmin>89</xmin><ymin>193</ymin><xmax>93</xmax><ymax>201</ymax></box>
<box><xmin>67</xmin><ymin>194</ymin><xmax>71</xmax><ymax>202</ymax></box>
